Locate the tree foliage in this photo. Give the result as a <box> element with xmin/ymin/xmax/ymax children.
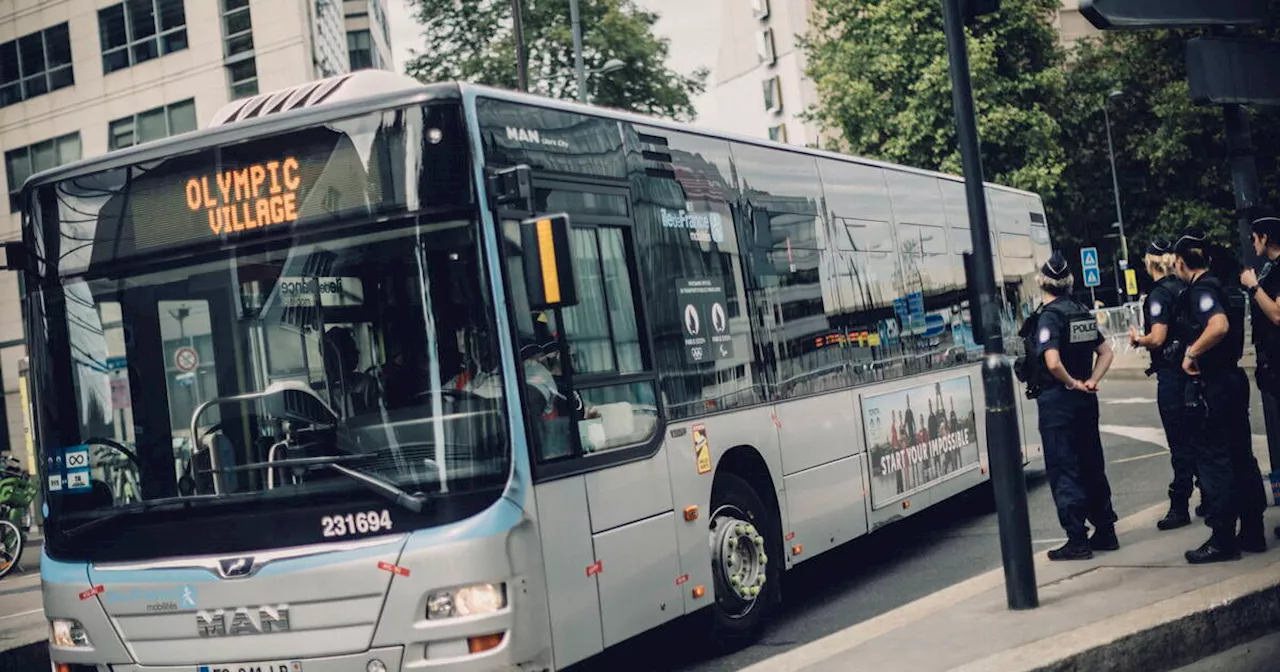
<box><xmin>403</xmin><ymin>0</ymin><xmax>708</xmax><ymax>121</ymax></box>
<box><xmin>1054</xmin><ymin>29</ymin><xmax>1280</xmax><ymax>256</ymax></box>
<box><xmin>802</xmin><ymin>0</ymin><xmax>1068</xmax><ymax>197</ymax></box>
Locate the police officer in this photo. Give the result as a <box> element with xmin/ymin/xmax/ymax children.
<box><xmin>1172</xmin><ymin>230</ymin><xmax>1267</xmax><ymax>563</ymax></box>
<box><xmin>1129</xmin><ymin>238</ymin><xmax>1198</xmax><ymax>530</ymax></box>
<box><xmin>1032</xmin><ymin>252</ymin><xmax>1119</xmax><ymax>560</ymax></box>
<box><xmin>1240</xmin><ymin>215</ymin><xmax>1280</xmax><ymax>540</ymax></box>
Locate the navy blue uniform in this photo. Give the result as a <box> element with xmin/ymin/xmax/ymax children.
<box><xmin>1178</xmin><ymin>274</ymin><xmax>1266</xmax><ymax>534</ymax></box>
<box><xmin>1251</xmin><ymin>259</ymin><xmax>1280</xmax><ymax>498</ymax></box>
<box><xmin>1035</xmin><ymin>298</ymin><xmax>1118</xmax><ymax>542</ymax></box>
<box><xmin>1144</xmin><ymin>276</ymin><xmax>1196</xmax><ymax>505</ymax></box>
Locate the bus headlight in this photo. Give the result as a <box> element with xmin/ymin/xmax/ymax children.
<box><xmin>50</xmin><ymin>618</ymin><xmax>91</xmax><ymax>648</ymax></box>
<box><xmin>427</xmin><ymin>583</ymin><xmax>506</xmax><ymax>619</ymax></box>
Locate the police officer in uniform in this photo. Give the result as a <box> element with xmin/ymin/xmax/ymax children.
<box><xmin>1240</xmin><ymin>215</ymin><xmax>1280</xmax><ymax>541</ymax></box>
<box><xmin>1030</xmin><ymin>253</ymin><xmax>1119</xmax><ymax>560</ymax></box>
<box><xmin>1129</xmin><ymin>238</ymin><xmax>1198</xmax><ymax>530</ymax></box>
<box><xmin>1172</xmin><ymin>230</ymin><xmax>1267</xmax><ymax>563</ymax></box>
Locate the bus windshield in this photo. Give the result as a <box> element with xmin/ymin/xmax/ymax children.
<box><xmin>26</xmin><ymin>105</ymin><xmax>513</xmax><ymax>562</ymax></box>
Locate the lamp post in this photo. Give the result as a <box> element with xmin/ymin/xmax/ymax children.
<box><xmin>1102</xmin><ymin>90</ymin><xmax>1127</xmax><ymax>265</ymax></box>
<box><xmin>511</xmin><ymin>0</ymin><xmax>528</xmax><ymax>91</ymax></box>
<box><xmin>582</xmin><ymin>59</ymin><xmax>625</xmax><ymax>103</ymax></box>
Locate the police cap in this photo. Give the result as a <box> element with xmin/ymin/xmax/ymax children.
<box><xmin>1146</xmin><ymin>237</ymin><xmax>1173</xmax><ymax>256</ymax></box>
<box><xmin>1041</xmin><ymin>252</ymin><xmax>1071</xmax><ymax>281</ymax></box>
<box><xmin>1252</xmin><ymin>215</ymin><xmax>1280</xmax><ymax>241</ymax></box>
<box><xmin>1173</xmin><ymin>229</ymin><xmax>1208</xmax><ymax>256</ymax></box>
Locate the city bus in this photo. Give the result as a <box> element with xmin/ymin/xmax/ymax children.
<box><xmin>3</xmin><ymin>70</ymin><xmax>1050</xmax><ymax>672</ymax></box>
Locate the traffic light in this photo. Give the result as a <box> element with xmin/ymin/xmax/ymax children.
<box><xmin>1079</xmin><ymin>0</ymin><xmax>1271</xmax><ymax>30</ymax></box>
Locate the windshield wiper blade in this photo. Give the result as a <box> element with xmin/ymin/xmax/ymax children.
<box><xmin>325</xmin><ymin>462</ymin><xmax>429</xmax><ymax>513</ymax></box>
<box><xmin>61</xmin><ymin>498</ymin><xmax>202</xmax><ymax>538</ymax></box>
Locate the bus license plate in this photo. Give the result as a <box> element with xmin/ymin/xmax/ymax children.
<box><xmin>197</xmin><ymin>662</ymin><xmax>301</xmax><ymax>672</ymax></box>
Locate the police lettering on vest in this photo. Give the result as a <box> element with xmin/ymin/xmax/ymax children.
<box><xmin>1036</xmin><ymin>297</ymin><xmax>1102</xmax><ymax>386</ymax></box>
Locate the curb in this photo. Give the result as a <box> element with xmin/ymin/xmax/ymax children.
<box><xmin>956</xmin><ymin>559</ymin><xmax>1280</xmax><ymax>672</ymax></box>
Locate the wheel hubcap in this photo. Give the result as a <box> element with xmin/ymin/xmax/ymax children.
<box><xmin>711</xmin><ymin>512</ymin><xmax>767</xmax><ymax>611</ymax></box>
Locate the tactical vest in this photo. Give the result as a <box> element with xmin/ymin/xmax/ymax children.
<box><xmin>1146</xmin><ymin>275</ymin><xmax>1186</xmax><ymax>370</ymax></box>
<box><xmin>1016</xmin><ymin>298</ymin><xmax>1096</xmax><ymax>390</ymax></box>
<box><xmin>1173</xmin><ymin>274</ymin><xmax>1245</xmax><ymax>370</ymax></box>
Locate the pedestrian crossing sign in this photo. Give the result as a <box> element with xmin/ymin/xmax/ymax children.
<box><xmin>1083</xmin><ymin>267</ymin><xmax>1101</xmax><ymax>288</ymax></box>
<box><xmin>1080</xmin><ymin>247</ymin><xmax>1099</xmax><ymax>270</ymax></box>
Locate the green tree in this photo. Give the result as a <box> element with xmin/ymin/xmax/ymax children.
<box><xmin>403</xmin><ymin>0</ymin><xmax>708</xmax><ymax>121</ymax></box>
<box><xmin>801</xmin><ymin>0</ymin><xmax>1068</xmax><ymax>197</ymax></box>
<box><xmin>1053</xmin><ymin>29</ymin><xmax>1280</xmax><ymax>258</ymax></box>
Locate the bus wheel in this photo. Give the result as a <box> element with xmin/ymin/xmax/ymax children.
<box><xmin>707</xmin><ymin>473</ymin><xmax>778</xmax><ymax>651</ymax></box>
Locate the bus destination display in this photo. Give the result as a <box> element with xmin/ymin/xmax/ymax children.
<box><xmin>185</xmin><ymin>157</ymin><xmax>303</xmax><ymax>236</ymax></box>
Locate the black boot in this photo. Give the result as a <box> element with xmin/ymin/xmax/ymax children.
<box><xmin>1089</xmin><ymin>525</ymin><xmax>1120</xmax><ymax>551</ymax></box>
<box><xmin>1048</xmin><ymin>538</ymin><xmax>1093</xmax><ymax>561</ymax></box>
<box><xmin>1185</xmin><ymin>530</ymin><xmax>1241</xmax><ymax>564</ymax></box>
<box><xmin>1238</xmin><ymin>517</ymin><xmax>1267</xmax><ymax>553</ymax></box>
<box><xmin>1157</xmin><ymin>502</ymin><xmax>1191</xmax><ymax>531</ymax></box>
<box><xmin>1195</xmin><ymin>502</ymin><xmax>1206</xmax><ymax>518</ymax></box>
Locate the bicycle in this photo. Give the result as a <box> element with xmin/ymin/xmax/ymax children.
<box><xmin>0</xmin><ymin>457</ymin><xmax>36</xmax><ymax>580</ymax></box>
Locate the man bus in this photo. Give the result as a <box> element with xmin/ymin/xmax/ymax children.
<box><xmin>2</xmin><ymin>70</ymin><xmax>1048</xmax><ymax>672</ymax></box>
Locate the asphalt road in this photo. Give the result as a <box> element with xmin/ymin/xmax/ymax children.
<box><xmin>0</xmin><ymin>538</ymin><xmax>44</xmax><ymax>654</ymax></box>
<box><xmin>4</xmin><ymin>376</ymin><xmax>1269</xmax><ymax>671</ymax></box>
<box><xmin>567</xmin><ymin>376</ymin><xmax>1270</xmax><ymax>672</ymax></box>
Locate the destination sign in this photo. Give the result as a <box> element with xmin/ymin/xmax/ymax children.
<box><xmin>185</xmin><ymin>157</ymin><xmax>303</xmax><ymax>236</ymax></box>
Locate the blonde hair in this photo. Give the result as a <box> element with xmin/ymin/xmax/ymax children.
<box><xmin>1037</xmin><ymin>272</ymin><xmax>1074</xmax><ymax>296</ymax></box>
<box><xmin>1145</xmin><ymin>252</ymin><xmax>1175</xmax><ymax>278</ymax></box>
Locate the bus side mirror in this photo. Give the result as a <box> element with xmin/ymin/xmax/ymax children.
<box><xmin>488</xmin><ymin>164</ymin><xmax>533</xmax><ymax>212</ymax></box>
<box><xmin>0</xmin><ymin>242</ymin><xmax>28</xmax><ymax>272</ymax></box>
<box><xmin>521</xmin><ymin>213</ymin><xmax>578</xmax><ymax>310</ymax></box>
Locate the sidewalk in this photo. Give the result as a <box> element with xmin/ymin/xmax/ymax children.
<box><xmin>742</xmin><ymin>502</ymin><xmax>1280</xmax><ymax>672</ymax></box>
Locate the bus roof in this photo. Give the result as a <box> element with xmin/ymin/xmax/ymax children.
<box><xmin>19</xmin><ymin>75</ymin><xmax>1041</xmax><ymax>203</ymax></box>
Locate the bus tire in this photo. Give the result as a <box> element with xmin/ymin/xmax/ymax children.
<box><xmin>706</xmin><ymin>472</ymin><xmax>780</xmax><ymax>652</ymax></box>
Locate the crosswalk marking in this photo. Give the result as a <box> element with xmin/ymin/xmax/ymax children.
<box><xmin>1104</xmin><ymin>397</ymin><xmax>1157</xmax><ymax>405</ymax></box>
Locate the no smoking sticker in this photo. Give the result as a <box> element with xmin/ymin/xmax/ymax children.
<box><xmin>174</xmin><ymin>346</ymin><xmax>199</xmax><ymax>373</ymax></box>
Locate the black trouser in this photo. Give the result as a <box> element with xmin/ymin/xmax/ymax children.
<box><xmin>1038</xmin><ymin>385</ymin><xmax>1119</xmax><ymax>541</ymax></box>
<box><xmin>1156</xmin><ymin>367</ymin><xmax>1198</xmax><ymax>504</ymax></box>
<box><xmin>1192</xmin><ymin>367</ymin><xmax>1267</xmax><ymax>532</ymax></box>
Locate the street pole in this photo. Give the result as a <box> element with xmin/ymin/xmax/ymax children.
<box><xmin>1223</xmin><ymin>103</ymin><xmax>1261</xmax><ymax>266</ymax></box>
<box><xmin>571</xmin><ymin>0</ymin><xmax>586</xmax><ymax>102</ymax></box>
<box><xmin>511</xmin><ymin>0</ymin><xmax>528</xmax><ymax>92</ymax></box>
<box><xmin>940</xmin><ymin>0</ymin><xmax>1038</xmax><ymax>610</ymax></box>
<box><xmin>1102</xmin><ymin>101</ymin><xmax>1127</xmax><ymax>266</ymax></box>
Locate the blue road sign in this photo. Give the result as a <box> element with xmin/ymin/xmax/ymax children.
<box><xmin>1084</xmin><ymin>267</ymin><xmax>1102</xmax><ymax>287</ymax></box>
<box><xmin>1081</xmin><ymin>247</ymin><xmax>1099</xmax><ymax>270</ymax></box>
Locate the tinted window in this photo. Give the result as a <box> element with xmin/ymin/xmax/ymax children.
<box><xmin>629</xmin><ymin>128</ymin><xmax>764</xmax><ymax>418</ymax></box>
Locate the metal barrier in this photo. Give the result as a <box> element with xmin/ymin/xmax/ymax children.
<box><xmin>1095</xmin><ymin>303</ymin><xmax>1144</xmax><ymax>358</ymax></box>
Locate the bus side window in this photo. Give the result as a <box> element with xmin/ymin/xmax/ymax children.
<box><xmin>556</xmin><ymin>226</ymin><xmax>657</xmax><ymax>455</ymax></box>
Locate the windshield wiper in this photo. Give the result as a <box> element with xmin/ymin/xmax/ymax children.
<box><xmin>60</xmin><ymin>497</ymin><xmax>210</xmax><ymax>539</ymax></box>
<box><xmin>204</xmin><ymin>454</ymin><xmax>429</xmax><ymax>513</ymax></box>
<box><xmin>324</xmin><ymin>461</ymin><xmax>430</xmax><ymax>513</ymax></box>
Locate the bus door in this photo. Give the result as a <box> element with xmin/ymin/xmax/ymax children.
<box><xmin>497</xmin><ymin>177</ymin><xmax>678</xmax><ymax>667</ymax></box>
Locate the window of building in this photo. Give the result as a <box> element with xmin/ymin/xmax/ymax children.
<box><xmin>762</xmin><ymin>76</ymin><xmax>782</xmax><ymax>114</ymax></box>
<box><xmin>221</xmin><ymin>0</ymin><xmax>258</xmax><ymax>100</ymax></box>
<box><xmin>756</xmin><ymin>28</ymin><xmax>776</xmax><ymax>65</ymax></box>
<box><xmin>348</xmin><ymin>30</ymin><xmax>374</xmax><ymax>71</ymax></box>
<box><xmin>752</xmin><ymin>0</ymin><xmax>771</xmax><ymax>19</ymax></box>
<box><xmin>767</xmin><ymin>124</ymin><xmax>787</xmax><ymax>143</ymax></box>
<box><xmin>4</xmin><ymin>133</ymin><xmax>81</xmax><ymax>214</ymax></box>
<box><xmin>108</xmin><ymin>99</ymin><xmax>197</xmax><ymax>150</ymax></box>
<box><xmin>226</xmin><ymin>58</ymin><xmax>258</xmax><ymax>100</ymax></box>
<box><xmin>0</xmin><ymin>23</ymin><xmax>74</xmax><ymax>108</ymax></box>
<box><xmin>99</xmin><ymin>0</ymin><xmax>189</xmax><ymax>74</ymax></box>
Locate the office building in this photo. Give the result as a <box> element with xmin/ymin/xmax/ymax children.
<box><xmin>0</xmin><ymin>0</ymin><xmax>394</xmax><ymax>468</ymax></box>
<box><xmin>643</xmin><ymin>0</ymin><xmax>1100</xmax><ymax>147</ymax></box>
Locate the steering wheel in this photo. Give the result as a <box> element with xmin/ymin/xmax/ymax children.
<box><xmin>83</xmin><ymin>437</ymin><xmax>142</xmax><ymax>470</ymax></box>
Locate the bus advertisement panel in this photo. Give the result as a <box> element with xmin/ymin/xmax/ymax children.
<box><xmin>863</xmin><ymin>375</ymin><xmax>980</xmax><ymax>507</ymax></box>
